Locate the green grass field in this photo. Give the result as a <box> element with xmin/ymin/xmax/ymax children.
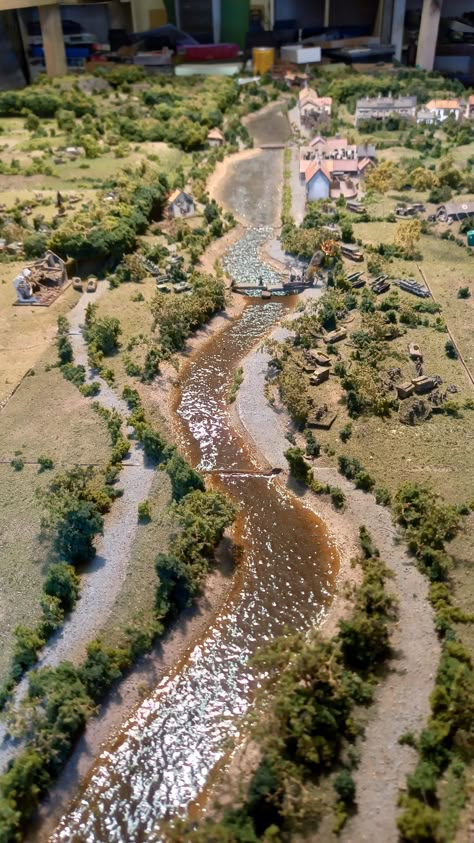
<box><xmin>0</xmin><ymin>343</ymin><xmax>111</xmax><ymax>683</ymax></box>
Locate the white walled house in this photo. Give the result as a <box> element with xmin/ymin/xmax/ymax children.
<box><xmin>299</xmin><ymin>87</ymin><xmax>332</xmax><ymax>119</ymax></box>
<box><xmin>355</xmin><ymin>96</ymin><xmax>417</xmax><ymax>125</ymax></box>
<box><xmin>166</xmin><ymin>190</ymin><xmax>195</xmax><ymax>218</ymax></box>
<box><xmin>421</xmin><ymin>99</ymin><xmax>463</xmax><ymax>122</ymax></box>
<box><xmin>416</xmin><ymin>108</ymin><xmax>436</xmax><ymax>125</ymax></box>
<box><xmin>207</xmin><ymin>128</ymin><xmax>225</xmax><ymax>147</ymax></box>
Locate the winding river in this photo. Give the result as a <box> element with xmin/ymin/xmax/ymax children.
<box><xmin>50</xmin><ymin>139</ymin><xmax>338</xmax><ymax>842</ymax></box>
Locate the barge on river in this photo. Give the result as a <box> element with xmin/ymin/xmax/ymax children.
<box><xmin>232</xmin><ymin>270</ymin><xmax>316</xmax><ymax>298</ymax></box>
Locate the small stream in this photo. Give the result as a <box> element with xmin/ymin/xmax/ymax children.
<box><xmin>50</xmin><ymin>143</ymin><xmax>338</xmax><ymax>843</ymax></box>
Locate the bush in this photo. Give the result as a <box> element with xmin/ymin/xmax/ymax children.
<box><xmin>122</xmin><ymin>385</ymin><xmax>141</xmax><ymax>410</ymax></box>
<box><xmin>339</xmin><ymin>611</ymin><xmax>391</xmax><ymax>670</ymax></box>
<box><xmin>23</xmin><ymin>233</ymin><xmax>47</xmax><ymax>259</ymax></box>
<box><xmin>227</xmin><ymin>367</ymin><xmax>244</xmax><ymax>404</ymax></box>
<box><xmin>135</xmin><ymin>422</ymin><xmax>167</xmax><ymax>462</ymax></box>
<box><xmin>165</xmin><ymin>450</ymin><xmax>205</xmax><ymax>502</ymax></box>
<box><xmin>375</xmin><ymin>487</ymin><xmax>391</xmax><ymax>507</ymax></box>
<box><xmin>54</xmin><ymin>500</ymin><xmax>104</xmax><ymax>564</ymax></box>
<box><xmin>285</xmin><ymin>447</ymin><xmax>311</xmax><ymax>483</ymax></box>
<box><xmin>79</xmin><ymin>381</ymin><xmax>101</xmax><ymax>397</ymax></box>
<box><xmin>40</xmin><ymin>467</ymin><xmax>108</xmax><ymax>565</ymax></box>
<box><xmin>354</xmin><ymin>470</ymin><xmax>376</xmax><ymax>492</ymax></box>
<box><xmin>38</xmin><ymin>455</ymin><xmax>54</xmax><ymax>472</ymax></box>
<box><xmin>445</xmin><ymin>339</ymin><xmax>458</xmax><ymax>360</ymax></box>
<box><xmin>457</xmin><ymin>286</ymin><xmax>471</xmax><ymax>299</ymax></box>
<box><xmin>330</xmin><ymin>486</ymin><xmax>346</xmax><ymax>510</ymax></box>
<box><xmin>334</xmin><ymin>770</ymin><xmax>356</xmax><ymax>805</ymax></box>
<box><xmin>138</xmin><ymin>500</ymin><xmax>151</xmax><ymax>522</ymax></box>
<box><xmin>44</xmin><ymin>562</ymin><xmax>80</xmax><ymax>612</ymax></box>
<box><xmin>57</xmin><ymin>334</ymin><xmax>73</xmax><ymax>365</ymax></box>
<box><xmin>397</xmin><ymin>799</ymin><xmax>442</xmax><ymax>842</ymax></box>
<box><xmin>80</xmin><ymin>639</ymin><xmax>130</xmax><ymax>702</ymax></box>
<box><xmin>359</xmin><ymin>526</ymin><xmax>380</xmax><ymax>559</ymax></box>
<box><xmin>85</xmin><ymin>315</ymin><xmax>121</xmax><ymax>358</ymax></box>
<box><xmin>10</xmin><ymin>457</ymin><xmax>24</xmax><ymax>471</ymax></box>
<box><xmin>61</xmin><ymin>363</ymin><xmax>86</xmax><ymax>386</ymax></box>
<box><xmin>12</xmin><ymin>625</ymin><xmax>45</xmax><ymax>676</ymax></box>
<box><xmin>39</xmin><ymin>593</ymin><xmax>64</xmax><ymax>635</ymax></box>
<box><xmin>304</xmin><ymin>430</ymin><xmax>321</xmax><ymax>458</ymax></box>
<box><xmin>339</xmin><ymin>423</ymin><xmax>352</xmax><ymax>443</ymax></box>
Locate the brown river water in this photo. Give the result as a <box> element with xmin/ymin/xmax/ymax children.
<box><xmin>49</xmin><ymin>142</ymin><xmax>338</xmax><ymax>842</ymax></box>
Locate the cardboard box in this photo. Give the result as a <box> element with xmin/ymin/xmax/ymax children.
<box><xmin>281</xmin><ymin>45</ymin><xmax>321</xmax><ymax>65</ymax></box>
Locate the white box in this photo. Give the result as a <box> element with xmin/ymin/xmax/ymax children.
<box><xmin>281</xmin><ymin>44</ymin><xmax>321</xmax><ymax>64</ymax></box>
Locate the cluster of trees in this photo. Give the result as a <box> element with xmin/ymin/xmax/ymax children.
<box><xmin>84</xmin><ymin>302</ymin><xmax>121</xmax><ymax>368</ymax></box>
<box><xmin>366</xmin><ymin>156</ymin><xmax>473</xmax><ymax>203</ymax></box>
<box><xmin>82</xmin><ymin>75</ymin><xmax>239</xmax><ymax>152</ymax></box>
<box><xmin>49</xmin><ymin>165</ymin><xmax>169</xmax><ymax>265</ymax></box>
<box><xmin>281</xmin><ymin>207</ymin><xmax>353</xmax><ymax>261</ymax></box>
<box><xmin>0</xmin><ymin>87</ymin><xmax>95</xmax><ymax>119</ymax></box>
<box><xmin>151</xmin><ymin>271</ymin><xmax>226</xmax><ymax>356</ymax></box>
<box><xmin>156</xmin><ymin>489</ymin><xmax>236</xmax><ymax>621</ymax></box>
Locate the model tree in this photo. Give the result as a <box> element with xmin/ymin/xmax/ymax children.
<box><xmin>395</xmin><ymin>219</ymin><xmax>422</xmax><ymax>258</ymax></box>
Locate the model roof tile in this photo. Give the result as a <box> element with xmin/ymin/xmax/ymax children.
<box><xmin>425</xmin><ymin>99</ymin><xmax>461</xmax><ymax>110</ymax></box>
<box><xmin>305</xmin><ymin>160</ymin><xmax>332</xmax><ymax>184</ymax></box>
<box><xmin>207</xmin><ymin>127</ymin><xmax>225</xmax><ymax>140</ymax></box>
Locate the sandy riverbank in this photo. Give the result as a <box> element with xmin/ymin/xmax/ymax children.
<box><xmin>207</xmin><ymin>149</ymin><xmax>261</xmax><ymax>224</ymax></box>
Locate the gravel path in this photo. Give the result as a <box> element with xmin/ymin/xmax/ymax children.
<box><xmin>0</xmin><ymin>284</ymin><xmax>156</xmax><ymax>772</ymax></box>
<box><xmin>289</xmin><ymin>145</ymin><xmax>306</xmax><ymax>225</ymax></box>
<box><xmin>236</xmin><ymin>308</ymin><xmax>440</xmax><ymax>843</ymax></box>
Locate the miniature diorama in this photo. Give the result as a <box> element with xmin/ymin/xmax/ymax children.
<box><xmin>13</xmin><ymin>251</ymin><xmax>68</xmax><ymax>306</ymax></box>
<box><xmin>1</xmin><ymin>4</ymin><xmax>474</xmax><ymax>843</ymax></box>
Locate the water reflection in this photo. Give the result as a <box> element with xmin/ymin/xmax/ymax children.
<box><xmin>51</xmin><ymin>302</ymin><xmax>336</xmax><ymax>843</ymax></box>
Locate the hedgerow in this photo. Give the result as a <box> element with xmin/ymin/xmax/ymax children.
<box><xmin>393</xmin><ymin>484</ymin><xmax>473</xmax><ymax>840</ymax></box>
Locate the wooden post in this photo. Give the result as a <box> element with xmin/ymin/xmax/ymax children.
<box><xmin>391</xmin><ymin>0</ymin><xmax>406</xmax><ymax>61</ymax></box>
<box><xmin>324</xmin><ymin>0</ymin><xmax>330</xmax><ymax>28</ymax></box>
<box><xmin>38</xmin><ymin>3</ymin><xmax>67</xmax><ymax>77</ymax></box>
<box><xmin>108</xmin><ymin>0</ymin><xmax>128</xmax><ymax>30</ymax></box>
<box><xmin>416</xmin><ymin>0</ymin><xmax>442</xmax><ymax>71</ymax></box>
